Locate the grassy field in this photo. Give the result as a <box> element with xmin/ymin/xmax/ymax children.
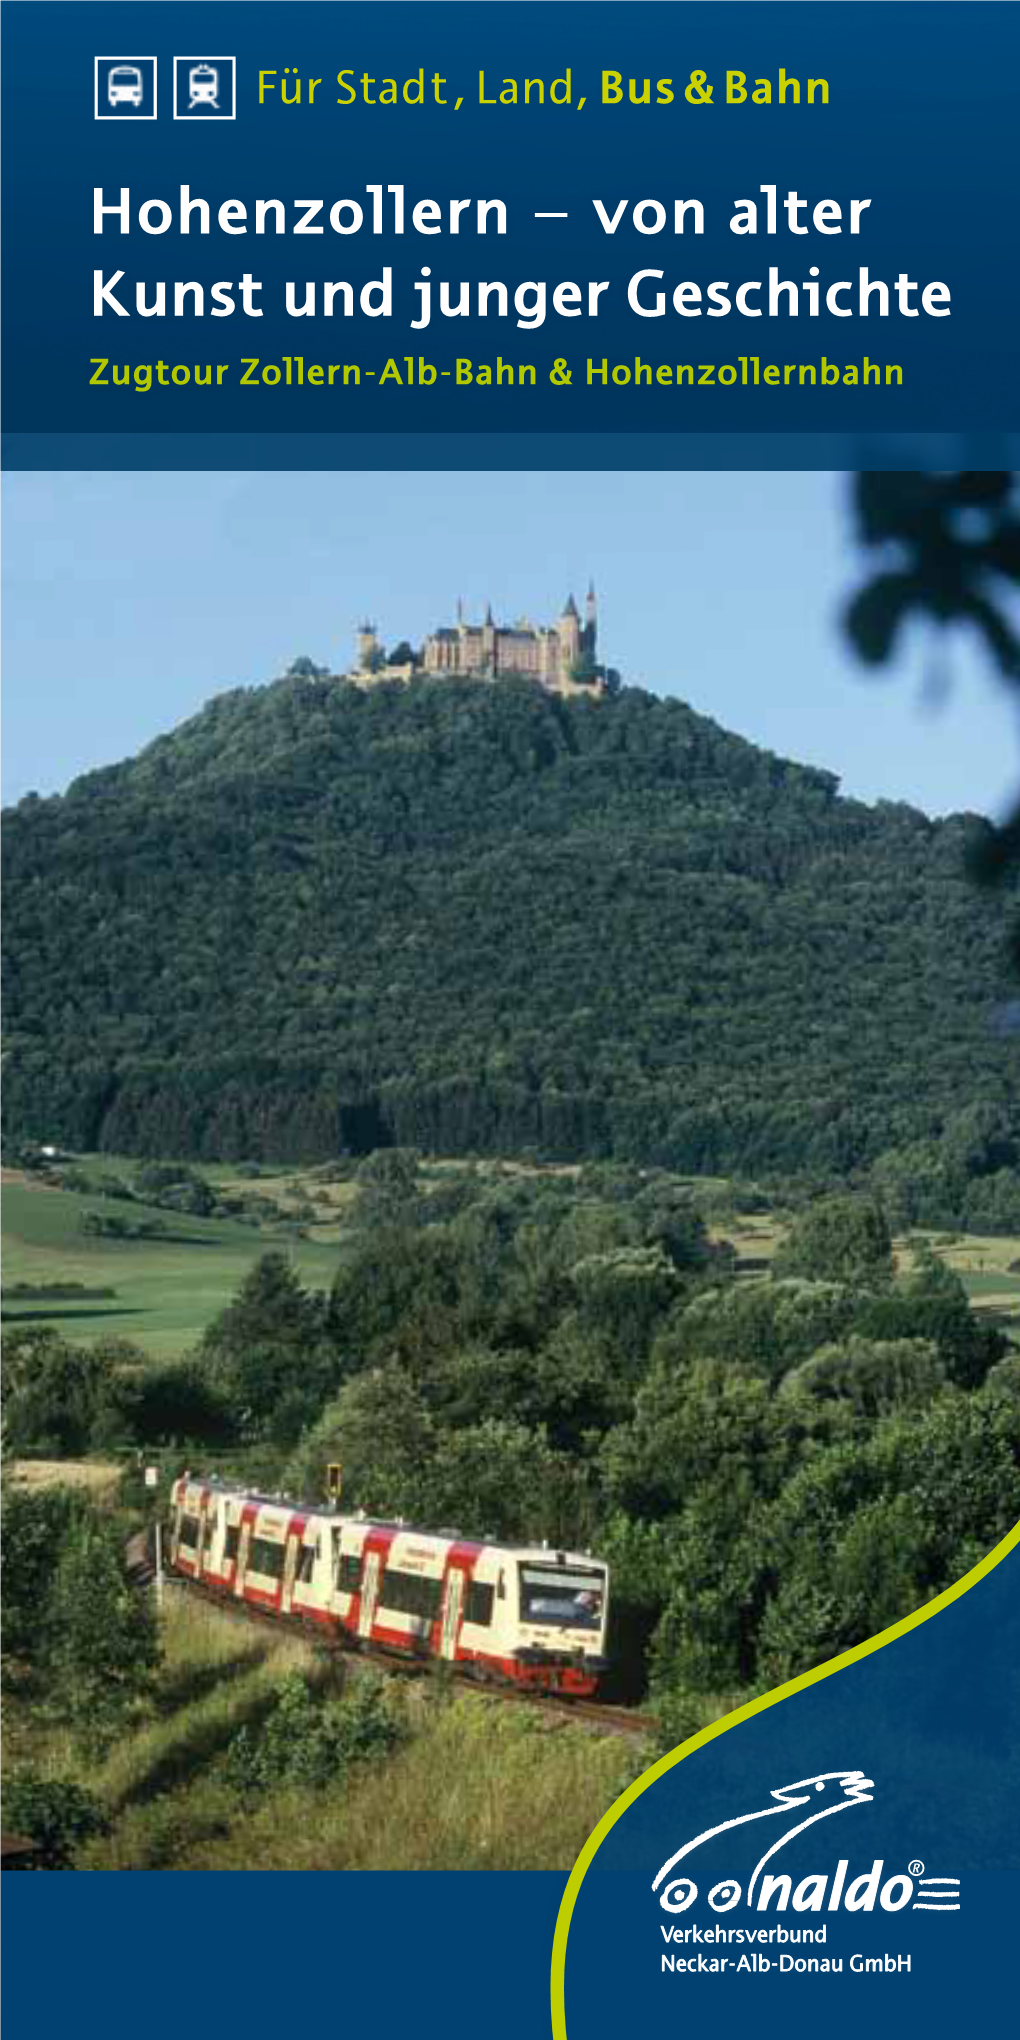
<box><xmin>718</xmin><ymin>1217</ymin><xmax>1020</xmax><ymax>1334</ymax></box>
<box><xmin>8</xmin><ymin>1457</ymin><xmax>122</xmax><ymax>1494</ymax></box>
<box><xmin>908</xmin><ymin>1230</ymin><xmax>1020</xmax><ymax>1334</ymax></box>
<box><xmin>5</xmin><ymin>1154</ymin><xmax>1019</xmax><ymax>1359</ymax></box>
<box><xmin>1</xmin><ymin>1168</ymin><xmax>346</xmax><ymax>1359</ymax></box>
<box><xmin>5</xmin><ymin>1588</ymin><xmax>641</xmax><ymax>1873</ymax></box>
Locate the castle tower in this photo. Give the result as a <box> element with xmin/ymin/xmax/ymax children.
<box><xmin>559</xmin><ymin>593</ymin><xmax>580</xmax><ymax>680</ymax></box>
<box><xmin>356</xmin><ymin>620</ymin><xmax>381</xmax><ymax>672</ymax></box>
<box><xmin>584</xmin><ymin>580</ymin><xmax>598</xmax><ymax>658</ymax></box>
<box><xmin>482</xmin><ymin>601</ymin><xmax>496</xmax><ymax>675</ymax></box>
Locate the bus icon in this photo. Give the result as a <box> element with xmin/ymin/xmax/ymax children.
<box><xmin>188</xmin><ymin>64</ymin><xmax>219</xmax><ymax>109</ymax></box>
<box><xmin>95</xmin><ymin>56</ymin><xmax>157</xmax><ymax>120</ymax></box>
<box><xmin>108</xmin><ymin>65</ymin><xmax>144</xmax><ymax>108</ymax></box>
<box><xmin>174</xmin><ymin>55</ymin><xmax>236</xmax><ymax>119</ymax></box>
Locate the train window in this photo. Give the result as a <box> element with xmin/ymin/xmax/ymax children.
<box><xmin>379</xmin><ymin>1569</ymin><xmax>442</xmax><ymax>1621</ymax></box>
<box><xmin>519</xmin><ymin>1565</ymin><xmax>605</xmax><ymax>1629</ymax></box>
<box><xmin>334</xmin><ymin>1550</ymin><xmax>362</xmax><ymax>1593</ymax></box>
<box><xmin>297</xmin><ymin>1542</ymin><xmax>317</xmax><ymax>1584</ymax></box>
<box><xmin>179</xmin><ymin>1513</ymin><xmax>201</xmax><ymax>1548</ymax></box>
<box><xmin>247</xmin><ymin>1535</ymin><xmax>284</xmax><ymax>1580</ymax></box>
<box><xmin>465</xmin><ymin>1581</ymin><xmax>494</xmax><ymax>1628</ymax></box>
<box><xmin>224</xmin><ymin>1524</ymin><xmax>240</xmax><ymax>1562</ymax></box>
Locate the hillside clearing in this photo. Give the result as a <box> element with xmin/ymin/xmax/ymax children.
<box><xmin>6</xmin><ymin>1589</ymin><xmax>640</xmax><ymax>1873</ymax></box>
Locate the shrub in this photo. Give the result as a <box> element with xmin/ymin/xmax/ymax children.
<box><xmin>50</xmin><ymin>1515</ymin><xmax>161</xmax><ymax>1752</ymax></box>
<box><xmin>1</xmin><ymin>1484</ymin><xmax>88</xmax><ymax>1666</ymax></box>
<box><xmin>2</xmin><ymin>1771</ymin><xmax>109</xmax><ymax>1868</ymax></box>
<box><xmin>226</xmin><ymin>1670</ymin><xmax>400</xmax><ymax>1798</ymax></box>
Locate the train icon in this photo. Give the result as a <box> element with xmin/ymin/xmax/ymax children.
<box><xmin>174</xmin><ymin>54</ymin><xmax>236</xmax><ymax>119</ymax></box>
<box><xmin>108</xmin><ymin>65</ymin><xmax>144</xmax><ymax>108</ymax></box>
<box><xmin>188</xmin><ymin>63</ymin><xmax>219</xmax><ymax>109</ymax></box>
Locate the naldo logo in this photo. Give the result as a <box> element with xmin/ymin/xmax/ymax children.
<box><xmin>653</xmin><ymin>1769</ymin><xmax>961</xmax><ymax>1921</ymax></box>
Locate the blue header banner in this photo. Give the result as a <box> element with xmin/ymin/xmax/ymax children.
<box><xmin>2</xmin><ymin>1</ymin><xmax>1018</xmax><ymax>451</ymax></box>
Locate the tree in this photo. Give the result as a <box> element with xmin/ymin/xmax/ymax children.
<box><xmin>201</xmin><ymin>1252</ymin><xmax>329</xmax><ymax>1441</ymax></box>
<box><xmin>757</xmin><ymin>1492</ymin><xmax>933</xmax><ymax>1684</ymax></box>
<box><xmin>648</xmin><ymin>1473</ymin><xmax>774</xmax><ymax>1694</ymax></box>
<box><xmin>1</xmin><ymin>1484</ymin><xmax>87</xmax><ymax>1666</ymax></box>
<box><xmin>2</xmin><ymin>1330</ymin><xmax>113</xmax><ymax>1456</ymax></box>
<box><xmin>49</xmin><ymin>1514</ymin><xmax>160</xmax><ymax>1751</ymax></box>
<box><xmin>134</xmin><ymin>1162</ymin><xmax>217</xmax><ymax>1215</ymax></box>
<box><xmin>601</xmin><ymin>1357</ymin><xmax>788</xmax><ymax>1521</ymax></box>
<box><xmin>774</xmin><ymin>1195</ymin><xmax>892</xmax><ymax>1287</ymax></box>
<box><xmin>666</xmin><ymin>1278</ymin><xmax>857</xmax><ymax>1383</ymax></box>
<box><xmin>569</xmin><ymin>1245</ymin><xmax>683</xmax><ymax>1372</ymax></box>
<box><xmin>846</xmin><ymin>470</ymin><xmax>1020</xmax><ymax>960</ymax></box>
<box><xmin>286</xmin><ymin>656</ymin><xmax>329</xmax><ymax>680</ymax></box>
<box><xmin>780</xmin><ymin>1335</ymin><xmax>945</xmax><ymax>1422</ymax></box>
<box><xmin>851</xmin><ymin>1248</ymin><xmax>1004</xmax><ymax>1389</ymax></box>
<box><xmin>418</xmin><ymin>1416</ymin><xmax>590</xmax><ymax>1546</ymax></box>
<box><xmin>285</xmin><ymin>1363</ymin><xmax>437</xmax><ymax>1516</ymax></box>
<box><xmin>327</xmin><ymin>1227</ymin><xmax>464</xmax><ymax>1371</ymax></box>
<box><xmin>92</xmin><ymin>1359</ymin><xmax>236</xmax><ymax>1450</ymax></box>
<box><xmin>352</xmin><ymin>1146</ymin><xmax>422</xmax><ymax>1226</ymax></box>
<box><xmin>846</xmin><ymin>473</ymin><xmax>1019</xmax><ymax>681</ymax></box>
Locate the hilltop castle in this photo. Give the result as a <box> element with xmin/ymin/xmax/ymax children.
<box><xmin>347</xmin><ymin>586</ymin><xmax>608</xmax><ymax>696</ymax></box>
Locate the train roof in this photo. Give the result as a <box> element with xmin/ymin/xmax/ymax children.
<box><xmin>175</xmin><ymin>1473</ymin><xmax>605</xmax><ymax>1565</ymax></box>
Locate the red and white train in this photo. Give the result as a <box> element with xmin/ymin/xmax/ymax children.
<box><xmin>168</xmin><ymin>1474</ymin><xmax>610</xmax><ymax>1697</ymax></box>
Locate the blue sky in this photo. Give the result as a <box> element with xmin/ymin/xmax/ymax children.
<box><xmin>2</xmin><ymin>468</ymin><xmax>1016</xmax><ymax>817</ymax></box>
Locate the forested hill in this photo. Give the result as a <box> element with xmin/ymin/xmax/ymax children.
<box><xmin>3</xmin><ymin>675</ymin><xmax>1017</xmax><ymax>1179</ymax></box>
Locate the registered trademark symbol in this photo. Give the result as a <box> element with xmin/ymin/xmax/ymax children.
<box><xmin>908</xmin><ymin>1860</ymin><xmax>924</xmax><ymax>1876</ymax></box>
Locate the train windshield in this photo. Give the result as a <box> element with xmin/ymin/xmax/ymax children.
<box><xmin>518</xmin><ymin>1563</ymin><xmax>605</xmax><ymax>1629</ymax></box>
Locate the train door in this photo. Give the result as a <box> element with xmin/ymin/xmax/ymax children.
<box><xmin>197</xmin><ymin>1494</ymin><xmax>214</xmax><ymax>1577</ymax></box>
<box><xmin>234</xmin><ymin>1518</ymin><xmax>252</xmax><ymax>1597</ymax></box>
<box><xmin>281</xmin><ymin>1530</ymin><xmax>300</xmax><ymax>1614</ymax></box>
<box><xmin>359</xmin><ymin>1550</ymin><xmax>381</xmax><ymax>1639</ymax></box>
<box><xmin>205</xmin><ymin>1499</ymin><xmax>226</xmax><ymax>1579</ymax></box>
<box><xmin>170</xmin><ymin>1496</ymin><xmax>183</xmax><ymax>1567</ymax></box>
<box><xmin>440</xmin><ymin>1567</ymin><xmax>465</xmax><ymax>1660</ymax></box>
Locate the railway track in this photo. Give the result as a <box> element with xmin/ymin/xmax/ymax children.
<box><xmin>128</xmin><ymin>1529</ymin><xmax>658</xmax><ymax>1742</ymax></box>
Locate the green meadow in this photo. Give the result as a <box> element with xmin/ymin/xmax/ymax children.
<box><xmin>1</xmin><ymin>1168</ymin><xmax>347</xmax><ymax>1360</ymax></box>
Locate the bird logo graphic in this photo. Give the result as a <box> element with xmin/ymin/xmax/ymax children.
<box><xmin>653</xmin><ymin>1769</ymin><xmax>875</xmax><ymax>1911</ymax></box>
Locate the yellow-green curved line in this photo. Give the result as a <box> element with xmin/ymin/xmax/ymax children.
<box><xmin>551</xmin><ymin>1516</ymin><xmax>1020</xmax><ymax>2039</ymax></box>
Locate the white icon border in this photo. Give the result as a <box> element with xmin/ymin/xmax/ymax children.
<box><xmin>94</xmin><ymin>56</ymin><xmax>158</xmax><ymax>122</ymax></box>
<box><xmin>173</xmin><ymin>56</ymin><xmax>237</xmax><ymax>121</ymax></box>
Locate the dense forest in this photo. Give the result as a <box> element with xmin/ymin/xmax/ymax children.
<box><xmin>6</xmin><ymin>1161</ymin><xmax>1018</xmax><ymax>1720</ymax></box>
<box><xmin>4</xmin><ymin>675</ymin><xmax>1019</xmax><ymax>1218</ymax></box>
